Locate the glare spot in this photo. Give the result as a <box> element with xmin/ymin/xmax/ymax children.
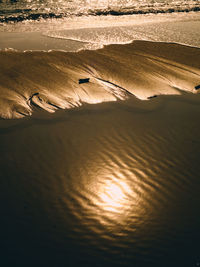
<box><xmin>98</xmin><ymin>179</ymin><xmax>132</xmax><ymax>213</ymax></box>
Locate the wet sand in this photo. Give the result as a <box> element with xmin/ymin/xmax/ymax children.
<box><xmin>0</xmin><ymin>40</ymin><xmax>200</xmax><ymax>119</ymax></box>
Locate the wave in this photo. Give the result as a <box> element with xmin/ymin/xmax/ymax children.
<box><xmin>1</xmin><ymin>4</ymin><xmax>200</xmax><ymax>23</ymax></box>
<box><xmin>0</xmin><ymin>11</ymin><xmax>64</xmax><ymax>23</ymax></box>
<box><xmin>0</xmin><ymin>40</ymin><xmax>200</xmax><ymax>119</ymax></box>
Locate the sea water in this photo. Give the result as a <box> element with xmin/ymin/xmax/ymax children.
<box><xmin>1</xmin><ymin>0</ymin><xmax>200</xmax><ymax>23</ymax></box>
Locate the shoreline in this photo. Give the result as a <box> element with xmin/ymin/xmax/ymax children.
<box><xmin>1</xmin><ymin>92</ymin><xmax>200</xmax><ymax>131</ymax></box>
<box><xmin>1</xmin><ymin>12</ymin><xmax>200</xmax><ymax>52</ymax></box>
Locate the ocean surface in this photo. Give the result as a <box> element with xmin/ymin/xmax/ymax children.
<box><xmin>0</xmin><ymin>1</ymin><xmax>200</xmax><ymax>267</ymax></box>
<box><xmin>1</xmin><ymin>0</ymin><xmax>200</xmax><ymax>23</ymax></box>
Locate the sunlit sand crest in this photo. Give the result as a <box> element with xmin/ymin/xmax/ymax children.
<box><xmin>0</xmin><ymin>40</ymin><xmax>199</xmax><ymax>119</ymax></box>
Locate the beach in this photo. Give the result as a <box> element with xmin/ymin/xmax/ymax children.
<box><xmin>0</xmin><ymin>3</ymin><xmax>200</xmax><ymax>267</ymax></box>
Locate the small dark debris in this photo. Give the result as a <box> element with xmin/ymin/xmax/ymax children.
<box><xmin>148</xmin><ymin>95</ymin><xmax>157</xmax><ymax>99</ymax></box>
<box><xmin>79</xmin><ymin>78</ymin><xmax>90</xmax><ymax>84</ymax></box>
<box><xmin>195</xmin><ymin>84</ymin><xmax>200</xmax><ymax>90</ymax></box>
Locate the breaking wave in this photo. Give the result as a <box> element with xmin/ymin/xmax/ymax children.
<box><xmin>0</xmin><ymin>1</ymin><xmax>200</xmax><ymax>23</ymax></box>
